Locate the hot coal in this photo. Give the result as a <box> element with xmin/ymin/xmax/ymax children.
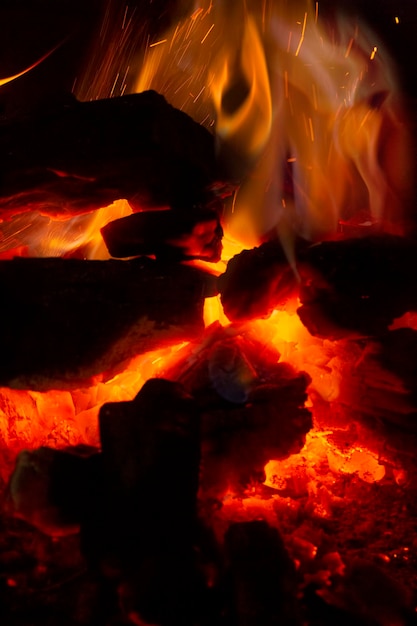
<box><xmin>0</xmin><ymin>90</ymin><xmax>224</xmax><ymax>219</ymax></box>
<box><xmin>0</xmin><ymin>256</ymin><xmax>215</xmax><ymax>389</ymax></box>
<box><xmin>164</xmin><ymin>325</ymin><xmax>312</xmax><ymax>492</ymax></box>
<box><xmin>218</xmin><ymin>235</ymin><xmax>417</xmax><ymax>338</ymax></box>
<box><xmin>101</xmin><ymin>205</ymin><xmax>224</xmax><ymax>262</ymax></box>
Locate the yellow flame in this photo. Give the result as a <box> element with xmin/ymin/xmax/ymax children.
<box><xmin>210</xmin><ymin>13</ymin><xmax>272</xmax><ymax>159</ymax></box>
<box><xmin>0</xmin><ymin>200</ymin><xmax>133</xmax><ymax>259</ymax></box>
<box><xmin>0</xmin><ymin>45</ymin><xmax>61</xmax><ymax>88</ymax></box>
<box><xmin>132</xmin><ymin>0</ymin><xmax>412</xmax><ymax>245</ymax></box>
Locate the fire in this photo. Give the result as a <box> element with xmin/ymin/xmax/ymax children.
<box><xmin>209</xmin><ymin>12</ymin><xmax>272</xmax><ymax>159</ymax></box>
<box><xmin>0</xmin><ymin>200</ymin><xmax>133</xmax><ymax>260</ymax></box>
<box><xmin>1</xmin><ymin>4</ymin><xmax>416</xmax><ymax>619</ymax></box>
<box><xmin>132</xmin><ymin>0</ymin><xmax>412</xmax><ymax>245</ymax></box>
<box><xmin>0</xmin><ymin>46</ymin><xmax>59</xmax><ymax>87</ymax></box>
<box><xmin>0</xmin><ymin>1</ymin><xmax>410</xmax><ymax>495</ymax></box>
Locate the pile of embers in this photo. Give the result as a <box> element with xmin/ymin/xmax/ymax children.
<box><xmin>1</xmin><ymin>90</ymin><xmax>417</xmax><ymax>625</ymax></box>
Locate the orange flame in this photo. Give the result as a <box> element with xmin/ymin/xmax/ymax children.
<box><xmin>133</xmin><ymin>0</ymin><xmax>412</xmax><ymax>245</ymax></box>
<box><xmin>0</xmin><ymin>1</ymin><xmax>410</xmax><ymax>500</ymax></box>
<box><xmin>0</xmin><ymin>45</ymin><xmax>62</xmax><ymax>88</ymax></box>
<box><xmin>210</xmin><ymin>13</ymin><xmax>272</xmax><ymax>160</ymax></box>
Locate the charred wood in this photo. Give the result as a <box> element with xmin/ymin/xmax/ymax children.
<box><xmin>0</xmin><ymin>90</ymin><xmax>223</xmax><ymax>219</ymax></box>
<box><xmin>101</xmin><ymin>205</ymin><xmax>224</xmax><ymax>261</ymax></box>
<box><xmin>164</xmin><ymin>325</ymin><xmax>312</xmax><ymax>492</ymax></box>
<box><xmin>340</xmin><ymin>328</ymin><xmax>417</xmax><ymax>439</ymax></box>
<box><xmin>297</xmin><ymin>235</ymin><xmax>417</xmax><ymax>338</ymax></box>
<box><xmin>218</xmin><ymin>235</ymin><xmax>417</xmax><ymax>338</ymax></box>
<box><xmin>4</xmin><ymin>446</ymin><xmax>100</xmax><ymax>537</ymax></box>
<box><xmin>85</xmin><ymin>379</ymin><xmax>203</xmax><ymax>625</ymax></box>
<box><xmin>0</xmin><ymin>257</ymin><xmax>215</xmax><ymax>389</ymax></box>
<box><xmin>223</xmin><ymin>520</ymin><xmax>300</xmax><ymax>626</ymax></box>
<box><xmin>217</xmin><ymin>239</ymin><xmax>301</xmax><ymax>323</ymax></box>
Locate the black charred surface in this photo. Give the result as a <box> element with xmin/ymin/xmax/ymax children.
<box><xmin>297</xmin><ymin>235</ymin><xmax>417</xmax><ymax>339</ymax></box>
<box><xmin>86</xmin><ymin>378</ymin><xmax>202</xmax><ymax>625</ymax></box>
<box><xmin>0</xmin><ymin>90</ymin><xmax>221</xmax><ymax>219</ymax></box>
<box><xmin>4</xmin><ymin>446</ymin><xmax>100</xmax><ymax>537</ymax></box>
<box><xmin>101</xmin><ymin>205</ymin><xmax>224</xmax><ymax>262</ymax></box>
<box><xmin>224</xmin><ymin>520</ymin><xmax>300</xmax><ymax>626</ymax></box>
<box><xmin>218</xmin><ymin>239</ymin><xmax>304</xmax><ymax>322</ymax></box>
<box><xmin>218</xmin><ymin>235</ymin><xmax>417</xmax><ymax>339</ymax></box>
<box><xmin>339</xmin><ymin>328</ymin><xmax>417</xmax><ymax>439</ymax></box>
<box><xmin>0</xmin><ymin>256</ymin><xmax>214</xmax><ymax>389</ymax></box>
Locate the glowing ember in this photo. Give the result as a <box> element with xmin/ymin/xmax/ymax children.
<box><xmin>1</xmin><ymin>2</ymin><xmax>417</xmax><ymax>621</ymax></box>
<box><xmin>0</xmin><ymin>0</ymin><xmax>412</xmax><ymax>512</ymax></box>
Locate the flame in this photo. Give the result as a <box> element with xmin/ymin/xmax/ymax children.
<box><xmin>132</xmin><ymin>0</ymin><xmax>412</xmax><ymax>245</ymax></box>
<box><xmin>0</xmin><ymin>200</ymin><xmax>132</xmax><ymax>259</ymax></box>
<box><xmin>209</xmin><ymin>13</ymin><xmax>272</xmax><ymax>160</ymax></box>
<box><xmin>0</xmin><ymin>46</ymin><xmax>60</xmax><ymax>87</ymax></box>
<box><xmin>0</xmin><ymin>1</ymin><xmax>410</xmax><ymax>522</ymax></box>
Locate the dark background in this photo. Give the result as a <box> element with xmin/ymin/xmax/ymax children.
<box><xmin>0</xmin><ymin>0</ymin><xmax>416</xmax><ymax>106</ymax></box>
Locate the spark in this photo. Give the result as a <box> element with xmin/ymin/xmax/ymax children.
<box><xmin>295</xmin><ymin>13</ymin><xmax>307</xmax><ymax>57</ymax></box>
<box><xmin>358</xmin><ymin>109</ymin><xmax>372</xmax><ymax>130</ymax></box>
<box><xmin>149</xmin><ymin>39</ymin><xmax>167</xmax><ymax>48</ymax></box>
<box><xmin>370</xmin><ymin>46</ymin><xmax>378</xmax><ymax>60</ymax></box>
<box><xmin>174</xmin><ymin>75</ymin><xmax>192</xmax><ymax>94</ymax></box>
<box><xmin>110</xmin><ymin>72</ymin><xmax>120</xmax><ymax>96</ymax></box>
<box><xmin>395</xmin><ymin>16</ymin><xmax>400</xmax><ymax>24</ymax></box>
<box><xmin>193</xmin><ymin>85</ymin><xmax>206</xmax><ymax>102</ymax></box>
<box><xmin>308</xmin><ymin>117</ymin><xmax>315</xmax><ymax>141</ymax></box>
<box><xmin>121</xmin><ymin>65</ymin><xmax>130</xmax><ymax>85</ymax></box>
<box><xmin>231</xmin><ymin>189</ymin><xmax>238</xmax><ymax>214</ymax></box>
<box><xmin>312</xmin><ymin>83</ymin><xmax>318</xmax><ymax>110</ymax></box>
<box><xmin>122</xmin><ymin>5</ymin><xmax>129</xmax><ymax>30</ymax></box>
<box><xmin>344</xmin><ymin>37</ymin><xmax>354</xmax><ymax>58</ymax></box>
<box><xmin>201</xmin><ymin>24</ymin><xmax>214</xmax><ymax>44</ymax></box>
<box><xmin>170</xmin><ymin>25</ymin><xmax>180</xmax><ymax>52</ymax></box>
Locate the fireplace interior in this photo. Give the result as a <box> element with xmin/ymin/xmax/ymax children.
<box><xmin>1</xmin><ymin>1</ymin><xmax>417</xmax><ymax>625</ymax></box>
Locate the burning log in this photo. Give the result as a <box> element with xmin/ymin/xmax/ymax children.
<box><xmin>218</xmin><ymin>235</ymin><xmax>417</xmax><ymax>338</ymax></box>
<box><xmin>0</xmin><ymin>257</ymin><xmax>215</xmax><ymax>389</ymax></box>
<box><xmin>0</xmin><ymin>90</ymin><xmax>223</xmax><ymax>219</ymax></box>
<box><xmin>297</xmin><ymin>235</ymin><xmax>417</xmax><ymax>338</ymax></box>
<box><xmin>101</xmin><ymin>206</ymin><xmax>224</xmax><ymax>261</ymax></box>
<box><xmin>164</xmin><ymin>325</ymin><xmax>312</xmax><ymax>491</ymax></box>
<box><xmin>340</xmin><ymin>328</ymin><xmax>417</xmax><ymax>440</ymax></box>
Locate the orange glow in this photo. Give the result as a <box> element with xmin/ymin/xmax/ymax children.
<box><xmin>210</xmin><ymin>13</ymin><xmax>272</xmax><ymax>159</ymax></box>
<box><xmin>131</xmin><ymin>0</ymin><xmax>412</xmax><ymax>245</ymax></box>
<box><xmin>0</xmin><ymin>46</ymin><xmax>59</xmax><ymax>87</ymax></box>
<box><xmin>0</xmin><ymin>1</ymin><xmax>410</xmax><ymax>533</ymax></box>
<box><xmin>0</xmin><ymin>200</ymin><xmax>132</xmax><ymax>259</ymax></box>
